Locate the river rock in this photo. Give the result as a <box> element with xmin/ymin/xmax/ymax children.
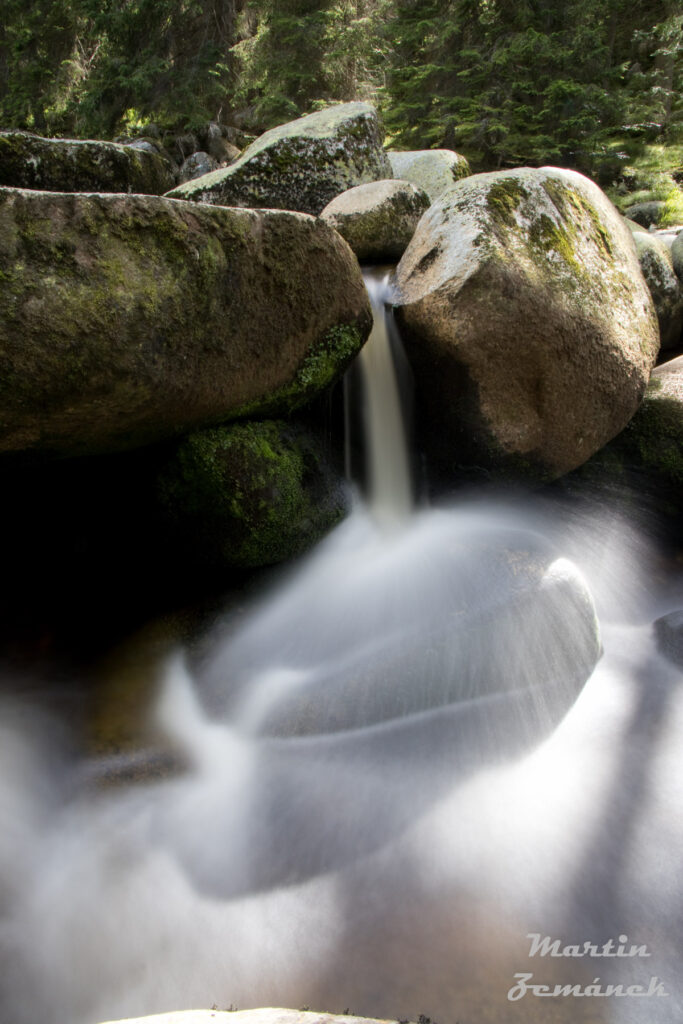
<box><xmin>166</xmin><ymin>102</ymin><xmax>391</xmax><ymax>215</ymax></box>
<box><xmin>393</xmin><ymin>167</ymin><xmax>660</xmax><ymax>481</ymax></box>
<box><xmin>178</xmin><ymin>151</ymin><xmax>218</xmax><ymax>183</ymax></box>
<box><xmin>0</xmin><ymin>130</ymin><xmax>175</xmax><ymax>194</ymax></box>
<box><xmin>387</xmin><ymin>148</ymin><xmax>471</xmax><ymax>201</ymax></box>
<box><xmin>654</xmin><ymin>610</ymin><xmax>683</xmax><ymax>668</ymax></box>
<box><xmin>569</xmin><ymin>353</ymin><xmax>683</xmax><ymax>529</ymax></box>
<box><xmin>320</xmin><ymin>179</ymin><xmax>430</xmax><ymax>260</ymax></box>
<box><xmin>156</xmin><ymin>420</ymin><xmax>349</xmax><ymax>567</ymax></box>
<box><xmin>0</xmin><ymin>188</ymin><xmax>371</xmax><ymax>456</ymax></box>
<box><xmin>631</xmin><ymin>230</ymin><xmax>683</xmax><ymax>350</ymax></box>
<box><xmin>672</xmin><ymin>229</ymin><xmax>683</xmax><ymax>281</ymax></box>
<box><xmin>624</xmin><ymin>199</ymin><xmax>665</xmax><ymax>228</ymax></box>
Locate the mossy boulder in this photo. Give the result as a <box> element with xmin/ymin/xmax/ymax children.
<box><xmin>0</xmin><ymin>130</ymin><xmax>175</xmax><ymax>194</ymax></box>
<box><xmin>387</xmin><ymin>148</ymin><xmax>471</xmax><ymax>202</ymax></box>
<box><xmin>629</xmin><ymin>228</ymin><xmax>683</xmax><ymax>351</ymax></box>
<box><xmin>156</xmin><ymin>420</ymin><xmax>349</xmax><ymax>567</ymax></box>
<box><xmin>166</xmin><ymin>102</ymin><xmax>391</xmax><ymax>215</ymax></box>
<box><xmin>393</xmin><ymin>167</ymin><xmax>660</xmax><ymax>482</ymax></box>
<box><xmin>320</xmin><ymin>179</ymin><xmax>430</xmax><ymax>261</ymax></box>
<box><xmin>0</xmin><ymin>188</ymin><xmax>371</xmax><ymax>456</ymax></box>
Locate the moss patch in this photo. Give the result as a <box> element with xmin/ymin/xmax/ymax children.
<box><xmin>156</xmin><ymin>419</ymin><xmax>349</xmax><ymax>567</ymax></box>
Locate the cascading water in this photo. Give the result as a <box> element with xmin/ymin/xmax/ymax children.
<box><xmin>1</xmin><ymin>277</ymin><xmax>683</xmax><ymax>1024</ymax></box>
<box><xmin>351</xmin><ymin>270</ymin><xmax>414</xmax><ymax>525</ymax></box>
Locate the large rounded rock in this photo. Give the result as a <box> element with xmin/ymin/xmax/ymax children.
<box><xmin>394</xmin><ymin>167</ymin><xmax>660</xmax><ymax>481</ymax></box>
<box><xmin>0</xmin><ymin>188</ymin><xmax>371</xmax><ymax>456</ymax></box>
<box><xmin>0</xmin><ymin>131</ymin><xmax>175</xmax><ymax>195</ymax></box>
<box><xmin>156</xmin><ymin>420</ymin><xmax>349</xmax><ymax>568</ymax></box>
<box><xmin>631</xmin><ymin>229</ymin><xmax>683</xmax><ymax>350</ymax></box>
<box><xmin>320</xmin><ymin>179</ymin><xmax>430</xmax><ymax>261</ymax></box>
<box><xmin>166</xmin><ymin>102</ymin><xmax>391</xmax><ymax>215</ymax></box>
<box><xmin>387</xmin><ymin>148</ymin><xmax>471</xmax><ymax>201</ymax></box>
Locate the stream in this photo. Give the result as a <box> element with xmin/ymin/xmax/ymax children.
<box><xmin>0</xmin><ymin>270</ymin><xmax>682</xmax><ymax>1024</ymax></box>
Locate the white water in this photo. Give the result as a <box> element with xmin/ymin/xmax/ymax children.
<box><xmin>1</xmin><ymin>292</ymin><xmax>683</xmax><ymax>1024</ymax></box>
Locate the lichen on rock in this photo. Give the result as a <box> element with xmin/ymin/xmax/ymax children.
<box><xmin>393</xmin><ymin>166</ymin><xmax>660</xmax><ymax>482</ymax></box>
<box><xmin>166</xmin><ymin>102</ymin><xmax>391</xmax><ymax>215</ymax></box>
<box><xmin>387</xmin><ymin>148</ymin><xmax>471</xmax><ymax>202</ymax></box>
<box><xmin>0</xmin><ymin>130</ymin><xmax>175</xmax><ymax>194</ymax></box>
<box><xmin>0</xmin><ymin>187</ymin><xmax>371</xmax><ymax>456</ymax></box>
<box><xmin>320</xmin><ymin>179</ymin><xmax>430</xmax><ymax>261</ymax></box>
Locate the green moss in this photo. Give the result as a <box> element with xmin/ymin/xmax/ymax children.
<box><xmin>232</xmin><ymin>322</ymin><xmax>365</xmax><ymax>419</ymax></box>
<box><xmin>485</xmin><ymin>178</ymin><xmax>529</xmax><ymax>226</ymax></box>
<box><xmin>157</xmin><ymin>419</ymin><xmax>347</xmax><ymax>567</ymax></box>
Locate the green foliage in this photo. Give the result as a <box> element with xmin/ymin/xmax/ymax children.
<box><xmin>232</xmin><ymin>0</ymin><xmax>390</xmax><ymax>129</ymax></box>
<box><xmin>0</xmin><ymin>0</ymin><xmax>244</xmax><ymax>137</ymax></box>
<box><xmin>0</xmin><ymin>0</ymin><xmax>681</xmax><ymax>178</ymax></box>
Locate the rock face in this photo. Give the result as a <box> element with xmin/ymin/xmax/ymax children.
<box><xmin>0</xmin><ymin>188</ymin><xmax>371</xmax><ymax>456</ymax></box>
<box><xmin>0</xmin><ymin>130</ymin><xmax>175</xmax><ymax>194</ymax></box>
<box><xmin>156</xmin><ymin>420</ymin><xmax>349</xmax><ymax>567</ymax></box>
<box><xmin>393</xmin><ymin>167</ymin><xmax>660</xmax><ymax>481</ymax></box>
<box><xmin>387</xmin><ymin>148</ymin><xmax>471</xmax><ymax>201</ymax></box>
<box><xmin>631</xmin><ymin>229</ymin><xmax>683</xmax><ymax>350</ymax></box>
<box><xmin>320</xmin><ymin>179</ymin><xmax>430</xmax><ymax>260</ymax></box>
<box><xmin>166</xmin><ymin>102</ymin><xmax>391</xmax><ymax>215</ymax></box>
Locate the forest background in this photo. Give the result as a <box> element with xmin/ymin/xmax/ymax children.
<box><xmin>0</xmin><ymin>0</ymin><xmax>681</xmax><ymax>195</ymax></box>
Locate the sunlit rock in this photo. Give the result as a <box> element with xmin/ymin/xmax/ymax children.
<box><xmin>394</xmin><ymin>167</ymin><xmax>660</xmax><ymax>481</ymax></box>
<box><xmin>387</xmin><ymin>148</ymin><xmax>471</xmax><ymax>202</ymax></box>
<box><xmin>0</xmin><ymin>130</ymin><xmax>175</xmax><ymax>194</ymax></box>
<box><xmin>0</xmin><ymin>188</ymin><xmax>371</xmax><ymax>456</ymax></box>
<box><xmin>320</xmin><ymin>179</ymin><xmax>430</xmax><ymax>261</ymax></box>
<box><xmin>166</xmin><ymin>102</ymin><xmax>391</xmax><ymax>215</ymax></box>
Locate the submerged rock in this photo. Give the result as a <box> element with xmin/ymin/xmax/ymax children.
<box><xmin>0</xmin><ymin>188</ymin><xmax>371</xmax><ymax>456</ymax></box>
<box><xmin>156</xmin><ymin>420</ymin><xmax>349</xmax><ymax>568</ymax></box>
<box><xmin>387</xmin><ymin>148</ymin><xmax>471</xmax><ymax>201</ymax></box>
<box><xmin>320</xmin><ymin>179</ymin><xmax>430</xmax><ymax>260</ymax></box>
<box><xmin>245</xmin><ymin>522</ymin><xmax>600</xmax><ymax>736</ymax></box>
<box><xmin>654</xmin><ymin>609</ymin><xmax>683</xmax><ymax>668</ymax></box>
<box><xmin>393</xmin><ymin>167</ymin><xmax>660</xmax><ymax>481</ymax></box>
<box><xmin>166</xmin><ymin>101</ymin><xmax>391</xmax><ymax>215</ymax></box>
<box><xmin>0</xmin><ymin>130</ymin><xmax>175</xmax><ymax>194</ymax></box>
<box><xmin>629</xmin><ymin>228</ymin><xmax>683</xmax><ymax>351</ymax></box>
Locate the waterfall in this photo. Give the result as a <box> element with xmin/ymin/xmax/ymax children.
<box><xmin>351</xmin><ymin>269</ymin><xmax>413</xmax><ymax>527</ymax></box>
